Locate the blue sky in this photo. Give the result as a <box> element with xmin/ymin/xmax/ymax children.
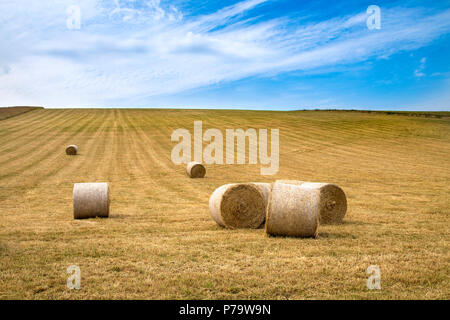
<box><xmin>0</xmin><ymin>0</ymin><xmax>449</xmax><ymax>110</ymax></box>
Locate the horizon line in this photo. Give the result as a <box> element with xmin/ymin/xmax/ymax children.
<box><xmin>2</xmin><ymin>106</ymin><xmax>449</xmax><ymax>113</ymax></box>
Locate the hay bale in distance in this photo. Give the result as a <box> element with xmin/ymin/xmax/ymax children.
<box><xmin>300</xmin><ymin>182</ymin><xmax>347</xmax><ymax>224</ymax></box>
<box><xmin>66</xmin><ymin>145</ymin><xmax>78</xmax><ymax>155</ymax></box>
<box><xmin>209</xmin><ymin>183</ymin><xmax>266</xmax><ymax>229</ymax></box>
<box><xmin>265</xmin><ymin>181</ymin><xmax>320</xmax><ymax>237</ymax></box>
<box><xmin>186</xmin><ymin>161</ymin><xmax>206</xmax><ymax>178</ymax></box>
<box><xmin>73</xmin><ymin>183</ymin><xmax>110</xmax><ymax>219</ymax></box>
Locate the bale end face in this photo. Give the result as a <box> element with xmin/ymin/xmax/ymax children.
<box><xmin>66</xmin><ymin>145</ymin><xmax>78</xmax><ymax>155</ymax></box>
<box><xmin>73</xmin><ymin>182</ymin><xmax>110</xmax><ymax>219</ymax></box>
<box><xmin>186</xmin><ymin>161</ymin><xmax>206</xmax><ymax>178</ymax></box>
<box><xmin>318</xmin><ymin>184</ymin><xmax>347</xmax><ymax>224</ymax></box>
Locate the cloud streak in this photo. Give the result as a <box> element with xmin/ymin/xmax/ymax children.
<box><xmin>0</xmin><ymin>0</ymin><xmax>449</xmax><ymax>107</ymax></box>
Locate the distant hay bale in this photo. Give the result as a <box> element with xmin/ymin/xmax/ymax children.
<box><xmin>186</xmin><ymin>161</ymin><xmax>206</xmax><ymax>178</ymax></box>
<box><xmin>73</xmin><ymin>183</ymin><xmax>110</xmax><ymax>219</ymax></box>
<box><xmin>209</xmin><ymin>183</ymin><xmax>266</xmax><ymax>229</ymax></box>
<box><xmin>66</xmin><ymin>145</ymin><xmax>78</xmax><ymax>155</ymax></box>
<box><xmin>300</xmin><ymin>182</ymin><xmax>347</xmax><ymax>224</ymax></box>
<box><xmin>265</xmin><ymin>181</ymin><xmax>320</xmax><ymax>237</ymax></box>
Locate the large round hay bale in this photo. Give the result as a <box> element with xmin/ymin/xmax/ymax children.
<box><xmin>250</xmin><ymin>182</ymin><xmax>272</xmax><ymax>207</ymax></box>
<box><xmin>73</xmin><ymin>183</ymin><xmax>110</xmax><ymax>219</ymax></box>
<box><xmin>265</xmin><ymin>181</ymin><xmax>320</xmax><ymax>237</ymax></box>
<box><xmin>209</xmin><ymin>183</ymin><xmax>266</xmax><ymax>229</ymax></box>
<box><xmin>186</xmin><ymin>161</ymin><xmax>206</xmax><ymax>178</ymax></box>
<box><xmin>250</xmin><ymin>182</ymin><xmax>272</xmax><ymax>228</ymax></box>
<box><xmin>66</xmin><ymin>145</ymin><xmax>78</xmax><ymax>155</ymax></box>
<box><xmin>300</xmin><ymin>183</ymin><xmax>347</xmax><ymax>224</ymax></box>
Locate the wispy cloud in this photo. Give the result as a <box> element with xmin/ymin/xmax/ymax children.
<box><xmin>414</xmin><ymin>57</ymin><xmax>427</xmax><ymax>77</ymax></box>
<box><xmin>0</xmin><ymin>0</ymin><xmax>449</xmax><ymax>107</ymax></box>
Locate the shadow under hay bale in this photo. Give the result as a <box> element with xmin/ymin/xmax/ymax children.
<box><xmin>73</xmin><ymin>183</ymin><xmax>110</xmax><ymax>219</ymax></box>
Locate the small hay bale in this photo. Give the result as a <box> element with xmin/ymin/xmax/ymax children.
<box><xmin>209</xmin><ymin>183</ymin><xmax>266</xmax><ymax>229</ymax></box>
<box><xmin>186</xmin><ymin>161</ymin><xmax>206</xmax><ymax>178</ymax></box>
<box><xmin>73</xmin><ymin>183</ymin><xmax>110</xmax><ymax>219</ymax></box>
<box><xmin>66</xmin><ymin>145</ymin><xmax>78</xmax><ymax>155</ymax></box>
<box><xmin>300</xmin><ymin>183</ymin><xmax>347</xmax><ymax>224</ymax></box>
<box><xmin>265</xmin><ymin>181</ymin><xmax>320</xmax><ymax>237</ymax></box>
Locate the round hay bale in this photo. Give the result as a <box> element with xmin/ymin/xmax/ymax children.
<box><xmin>300</xmin><ymin>183</ymin><xmax>347</xmax><ymax>224</ymax></box>
<box><xmin>250</xmin><ymin>182</ymin><xmax>272</xmax><ymax>228</ymax></box>
<box><xmin>66</xmin><ymin>145</ymin><xmax>78</xmax><ymax>155</ymax></box>
<box><xmin>265</xmin><ymin>181</ymin><xmax>320</xmax><ymax>237</ymax></box>
<box><xmin>186</xmin><ymin>161</ymin><xmax>206</xmax><ymax>178</ymax></box>
<box><xmin>73</xmin><ymin>183</ymin><xmax>110</xmax><ymax>219</ymax></box>
<box><xmin>209</xmin><ymin>183</ymin><xmax>266</xmax><ymax>229</ymax></box>
<box><xmin>250</xmin><ymin>182</ymin><xmax>272</xmax><ymax>207</ymax></box>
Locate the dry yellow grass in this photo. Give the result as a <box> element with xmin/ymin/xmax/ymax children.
<box><xmin>0</xmin><ymin>108</ymin><xmax>449</xmax><ymax>299</ymax></box>
<box><xmin>0</xmin><ymin>106</ymin><xmax>44</xmax><ymax>121</ymax></box>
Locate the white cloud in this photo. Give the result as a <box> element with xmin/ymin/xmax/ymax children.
<box><xmin>414</xmin><ymin>56</ymin><xmax>427</xmax><ymax>77</ymax></box>
<box><xmin>0</xmin><ymin>1</ymin><xmax>449</xmax><ymax>107</ymax></box>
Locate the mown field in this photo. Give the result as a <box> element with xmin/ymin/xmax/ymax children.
<box><xmin>0</xmin><ymin>107</ymin><xmax>43</xmax><ymax>121</ymax></box>
<box><xmin>0</xmin><ymin>108</ymin><xmax>449</xmax><ymax>299</ymax></box>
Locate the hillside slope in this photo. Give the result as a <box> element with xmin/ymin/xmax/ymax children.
<box><xmin>0</xmin><ymin>107</ymin><xmax>43</xmax><ymax>121</ymax></box>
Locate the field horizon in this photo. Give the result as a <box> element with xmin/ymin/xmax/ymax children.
<box><xmin>3</xmin><ymin>106</ymin><xmax>450</xmax><ymax>113</ymax></box>
<box><xmin>0</xmin><ymin>107</ymin><xmax>448</xmax><ymax>299</ymax></box>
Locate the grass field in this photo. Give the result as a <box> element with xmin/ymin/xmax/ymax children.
<box><xmin>0</xmin><ymin>108</ymin><xmax>449</xmax><ymax>299</ymax></box>
<box><xmin>0</xmin><ymin>107</ymin><xmax>43</xmax><ymax>121</ymax></box>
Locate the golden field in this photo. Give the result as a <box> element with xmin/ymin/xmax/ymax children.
<box><xmin>0</xmin><ymin>108</ymin><xmax>449</xmax><ymax>299</ymax></box>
